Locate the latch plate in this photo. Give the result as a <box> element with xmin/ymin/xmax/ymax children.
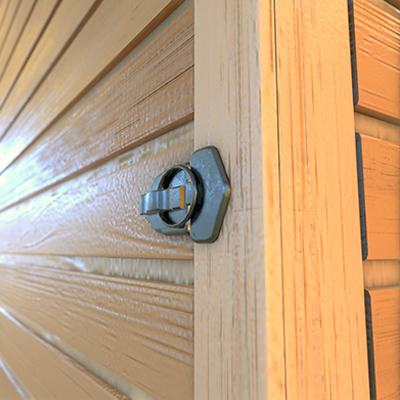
<box><xmin>140</xmin><ymin>146</ymin><xmax>230</xmax><ymax>243</ymax></box>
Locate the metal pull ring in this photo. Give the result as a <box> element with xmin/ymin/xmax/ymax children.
<box><xmin>140</xmin><ymin>165</ymin><xmax>198</xmax><ymax>229</ymax></box>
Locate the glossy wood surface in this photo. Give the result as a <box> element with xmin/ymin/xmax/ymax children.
<box><xmin>0</xmin><ymin>0</ymin><xmax>59</xmax><ymax>114</ymax></box>
<box><xmin>0</xmin><ymin>6</ymin><xmax>194</xmax><ymax>212</ymax></box>
<box><xmin>365</xmin><ymin>286</ymin><xmax>400</xmax><ymax>400</ymax></box>
<box><xmin>0</xmin><ymin>141</ymin><xmax>194</xmax><ymax>258</ymax></box>
<box><xmin>195</xmin><ymin>0</ymin><xmax>284</xmax><ymax>399</ymax></box>
<box><xmin>360</xmin><ymin>134</ymin><xmax>400</xmax><ymax>259</ymax></box>
<box><xmin>0</xmin><ymin>0</ymin><xmax>35</xmax><ymax>81</ymax></box>
<box><xmin>0</xmin><ymin>0</ymin><xmax>99</xmax><ymax>137</ymax></box>
<box><xmin>275</xmin><ymin>0</ymin><xmax>368</xmax><ymax>398</ymax></box>
<box><xmin>0</xmin><ymin>263</ymin><xmax>194</xmax><ymax>400</ymax></box>
<box><xmin>352</xmin><ymin>0</ymin><xmax>400</xmax><ymax>123</ymax></box>
<box><xmin>0</xmin><ymin>358</ymin><xmax>27</xmax><ymax>400</ymax></box>
<box><xmin>0</xmin><ymin>0</ymin><xmax>183</xmax><ymax>174</ymax></box>
<box><xmin>0</xmin><ymin>308</ymin><xmax>129</xmax><ymax>400</ymax></box>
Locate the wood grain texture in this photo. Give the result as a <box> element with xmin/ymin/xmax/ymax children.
<box><xmin>0</xmin><ymin>0</ymin><xmax>20</xmax><ymax>59</ymax></box>
<box><xmin>0</xmin><ymin>0</ymin><xmax>184</xmax><ymax>174</ymax></box>
<box><xmin>352</xmin><ymin>0</ymin><xmax>400</xmax><ymax>123</ymax></box>
<box><xmin>0</xmin><ymin>263</ymin><xmax>194</xmax><ymax>400</ymax></box>
<box><xmin>365</xmin><ymin>286</ymin><xmax>400</xmax><ymax>400</ymax></box>
<box><xmin>387</xmin><ymin>0</ymin><xmax>400</xmax><ymax>8</ymax></box>
<box><xmin>0</xmin><ymin>307</ymin><xmax>129</xmax><ymax>400</ymax></box>
<box><xmin>0</xmin><ymin>357</ymin><xmax>27</xmax><ymax>400</ymax></box>
<box><xmin>360</xmin><ymin>134</ymin><xmax>400</xmax><ymax>259</ymax></box>
<box><xmin>0</xmin><ymin>140</ymin><xmax>194</xmax><ymax>258</ymax></box>
<box><xmin>0</xmin><ymin>6</ymin><xmax>194</xmax><ymax>212</ymax></box>
<box><xmin>0</xmin><ymin>0</ymin><xmax>99</xmax><ymax>135</ymax></box>
<box><xmin>195</xmin><ymin>1</ymin><xmax>285</xmax><ymax>399</ymax></box>
<box><xmin>355</xmin><ymin>112</ymin><xmax>400</xmax><ymax>144</ymax></box>
<box><xmin>0</xmin><ymin>0</ymin><xmax>35</xmax><ymax>81</ymax></box>
<box><xmin>364</xmin><ymin>260</ymin><xmax>400</xmax><ymax>287</ymax></box>
<box><xmin>275</xmin><ymin>0</ymin><xmax>369</xmax><ymax>398</ymax></box>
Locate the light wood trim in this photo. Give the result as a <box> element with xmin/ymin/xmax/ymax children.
<box><xmin>0</xmin><ymin>357</ymin><xmax>27</xmax><ymax>400</ymax></box>
<box><xmin>365</xmin><ymin>286</ymin><xmax>400</xmax><ymax>400</ymax></box>
<box><xmin>194</xmin><ymin>1</ymin><xmax>284</xmax><ymax>399</ymax></box>
<box><xmin>274</xmin><ymin>1</ymin><xmax>369</xmax><ymax>398</ymax></box>
<box><xmin>0</xmin><ymin>263</ymin><xmax>194</xmax><ymax>400</ymax></box>
<box><xmin>0</xmin><ymin>307</ymin><xmax>129</xmax><ymax>400</ymax></box>
<box><xmin>0</xmin><ymin>0</ymin><xmax>100</xmax><ymax>136</ymax></box>
<box><xmin>355</xmin><ymin>112</ymin><xmax>400</xmax><ymax>144</ymax></box>
<box><xmin>0</xmin><ymin>0</ymin><xmax>35</xmax><ymax>81</ymax></box>
<box><xmin>0</xmin><ymin>6</ymin><xmax>194</xmax><ymax>212</ymax></box>
<box><xmin>364</xmin><ymin>260</ymin><xmax>400</xmax><ymax>287</ymax></box>
<box><xmin>0</xmin><ymin>0</ymin><xmax>184</xmax><ymax>174</ymax></box>
<box><xmin>360</xmin><ymin>134</ymin><xmax>400</xmax><ymax>260</ymax></box>
<box><xmin>352</xmin><ymin>0</ymin><xmax>400</xmax><ymax>123</ymax></box>
<box><xmin>0</xmin><ymin>141</ymin><xmax>194</xmax><ymax>259</ymax></box>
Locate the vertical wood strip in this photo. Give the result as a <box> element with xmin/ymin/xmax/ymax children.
<box><xmin>275</xmin><ymin>0</ymin><xmax>369</xmax><ymax>398</ymax></box>
<box><xmin>194</xmin><ymin>1</ymin><xmax>285</xmax><ymax>399</ymax></box>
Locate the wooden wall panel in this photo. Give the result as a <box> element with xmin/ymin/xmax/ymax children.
<box><xmin>360</xmin><ymin>134</ymin><xmax>400</xmax><ymax>260</ymax></box>
<box><xmin>364</xmin><ymin>260</ymin><xmax>400</xmax><ymax>287</ymax></box>
<box><xmin>0</xmin><ymin>141</ymin><xmax>194</xmax><ymax>259</ymax></box>
<box><xmin>0</xmin><ymin>0</ymin><xmax>20</xmax><ymax>58</ymax></box>
<box><xmin>0</xmin><ymin>307</ymin><xmax>129</xmax><ymax>400</ymax></box>
<box><xmin>365</xmin><ymin>286</ymin><xmax>400</xmax><ymax>400</ymax></box>
<box><xmin>0</xmin><ymin>358</ymin><xmax>27</xmax><ymax>400</ymax></box>
<box><xmin>0</xmin><ymin>0</ymin><xmax>99</xmax><ymax>133</ymax></box>
<box><xmin>0</xmin><ymin>6</ymin><xmax>194</xmax><ymax>212</ymax></box>
<box><xmin>351</xmin><ymin>0</ymin><xmax>400</xmax><ymax>123</ymax></box>
<box><xmin>387</xmin><ymin>0</ymin><xmax>400</xmax><ymax>8</ymax></box>
<box><xmin>0</xmin><ymin>0</ymin><xmax>35</xmax><ymax>81</ymax></box>
<box><xmin>0</xmin><ymin>263</ymin><xmax>194</xmax><ymax>400</ymax></box>
<box><xmin>0</xmin><ymin>0</ymin><xmax>184</xmax><ymax>174</ymax></box>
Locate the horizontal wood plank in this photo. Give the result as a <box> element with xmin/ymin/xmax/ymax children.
<box><xmin>0</xmin><ymin>0</ymin><xmax>99</xmax><ymax>136</ymax></box>
<box><xmin>0</xmin><ymin>141</ymin><xmax>194</xmax><ymax>258</ymax></box>
<box><xmin>0</xmin><ymin>0</ymin><xmax>35</xmax><ymax>81</ymax></box>
<box><xmin>364</xmin><ymin>260</ymin><xmax>400</xmax><ymax>288</ymax></box>
<box><xmin>0</xmin><ymin>0</ymin><xmax>184</xmax><ymax>174</ymax></box>
<box><xmin>0</xmin><ymin>357</ymin><xmax>27</xmax><ymax>400</ymax></box>
<box><xmin>352</xmin><ymin>0</ymin><xmax>400</xmax><ymax>123</ymax></box>
<box><xmin>0</xmin><ymin>307</ymin><xmax>129</xmax><ymax>400</ymax></box>
<box><xmin>360</xmin><ymin>133</ymin><xmax>400</xmax><ymax>259</ymax></box>
<box><xmin>0</xmin><ymin>0</ymin><xmax>59</xmax><ymax>114</ymax></box>
<box><xmin>0</xmin><ymin>6</ymin><xmax>194</xmax><ymax>212</ymax></box>
<box><xmin>365</xmin><ymin>286</ymin><xmax>400</xmax><ymax>400</ymax></box>
<box><xmin>0</xmin><ymin>263</ymin><xmax>194</xmax><ymax>400</ymax></box>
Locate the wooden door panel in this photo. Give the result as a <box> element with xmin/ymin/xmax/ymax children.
<box><xmin>365</xmin><ymin>286</ymin><xmax>400</xmax><ymax>400</ymax></box>
<box><xmin>0</xmin><ymin>140</ymin><xmax>194</xmax><ymax>259</ymax></box>
<box><xmin>350</xmin><ymin>0</ymin><xmax>400</xmax><ymax>123</ymax></box>
<box><xmin>0</xmin><ymin>308</ymin><xmax>129</xmax><ymax>400</ymax></box>
<box><xmin>359</xmin><ymin>134</ymin><xmax>400</xmax><ymax>260</ymax></box>
<box><xmin>0</xmin><ymin>263</ymin><xmax>194</xmax><ymax>400</ymax></box>
<box><xmin>0</xmin><ymin>0</ymin><xmax>184</xmax><ymax>174</ymax></box>
<box><xmin>0</xmin><ymin>6</ymin><xmax>194</xmax><ymax>212</ymax></box>
<box><xmin>0</xmin><ymin>0</ymin><xmax>99</xmax><ymax>138</ymax></box>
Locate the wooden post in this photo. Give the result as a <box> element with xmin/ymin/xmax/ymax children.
<box><xmin>195</xmin><ymin>0</ymin><xmax>370</xmax><ymax>399</ymax></box>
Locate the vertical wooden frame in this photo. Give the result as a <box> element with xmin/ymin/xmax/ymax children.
<box><xmin>195</xmin><ymin>0</ymin><xmax>370</xmax><ymax>399</ymax></box>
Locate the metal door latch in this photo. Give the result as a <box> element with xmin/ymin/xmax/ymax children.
<box><xmin>140</xmin><ymin>146</ymin><xmax>230</xmax><ymax>243</ymax></box>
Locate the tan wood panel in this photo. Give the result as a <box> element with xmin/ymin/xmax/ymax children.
<box><xmin>0</xmin><ymin>0</ymin><xmax>35</xmax><ymax>81</ymax></box>
<box><xmin>0</xmin><ymin>6</ymin><xmax>194</xmax><ymax>212</ymax></box>
<box><xmin>352</xmin><ymin>0</ymin><xmax>400</xmax><ymax>123</ymax></box>
<box><xmin>0</xmin><ymin>0</ymin><xmax>11</xmax><ymax>49</ymax></box>
<box><xmin>365</xmin><ymin>286</ymin><xmax>400</xmax><ymax>400</ymax></box>
<box><xmin>355</xmin><ymin>112</ymin><xmax>400</xmax><ymax>144</ymax></box>
<box><xmin>364</xmin><ymin>260</ymin><xmax>400</xmax><ymax>287</ymax></box>
<box><xmin>0</xmin><ymin>0</ymin><xmax>100</xmax><ymax>135</ymax></box>
<box><xmin>0</xmin><ymin>358</ymin><xmax>27</xmax><ymax>400</ymax></box>
<box><xmin>360</xmin><ymin>134</ymin><xmax>400</xmax><ymax>260</ymax></box>
<box><xmin>194</xmin><ymin>0</ymin><xmax>285</xmax><ymax>399</ymax></box>
<box><xmin>0</xmin><ymin>141</ymin><xmax>194</xmax><ymax>259</ymax></box>
<box><xmin>0</xmin><ymin>263</ymin><xmax>194</xmax><ymax>400</ymax></box>
<box><xmin>0</xmin><ymin>0</ymin><xmax>20</xmax><ymax>58</ymax></box>
<box><xmin>0</xmin><ymin>0</ymin><xmax>184</xmax><ymax>174</ymax></box>
<box><xmin>0</xmin><ymin>307</ymin><xmax>129</xmax><ymax>400</ymax></box>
